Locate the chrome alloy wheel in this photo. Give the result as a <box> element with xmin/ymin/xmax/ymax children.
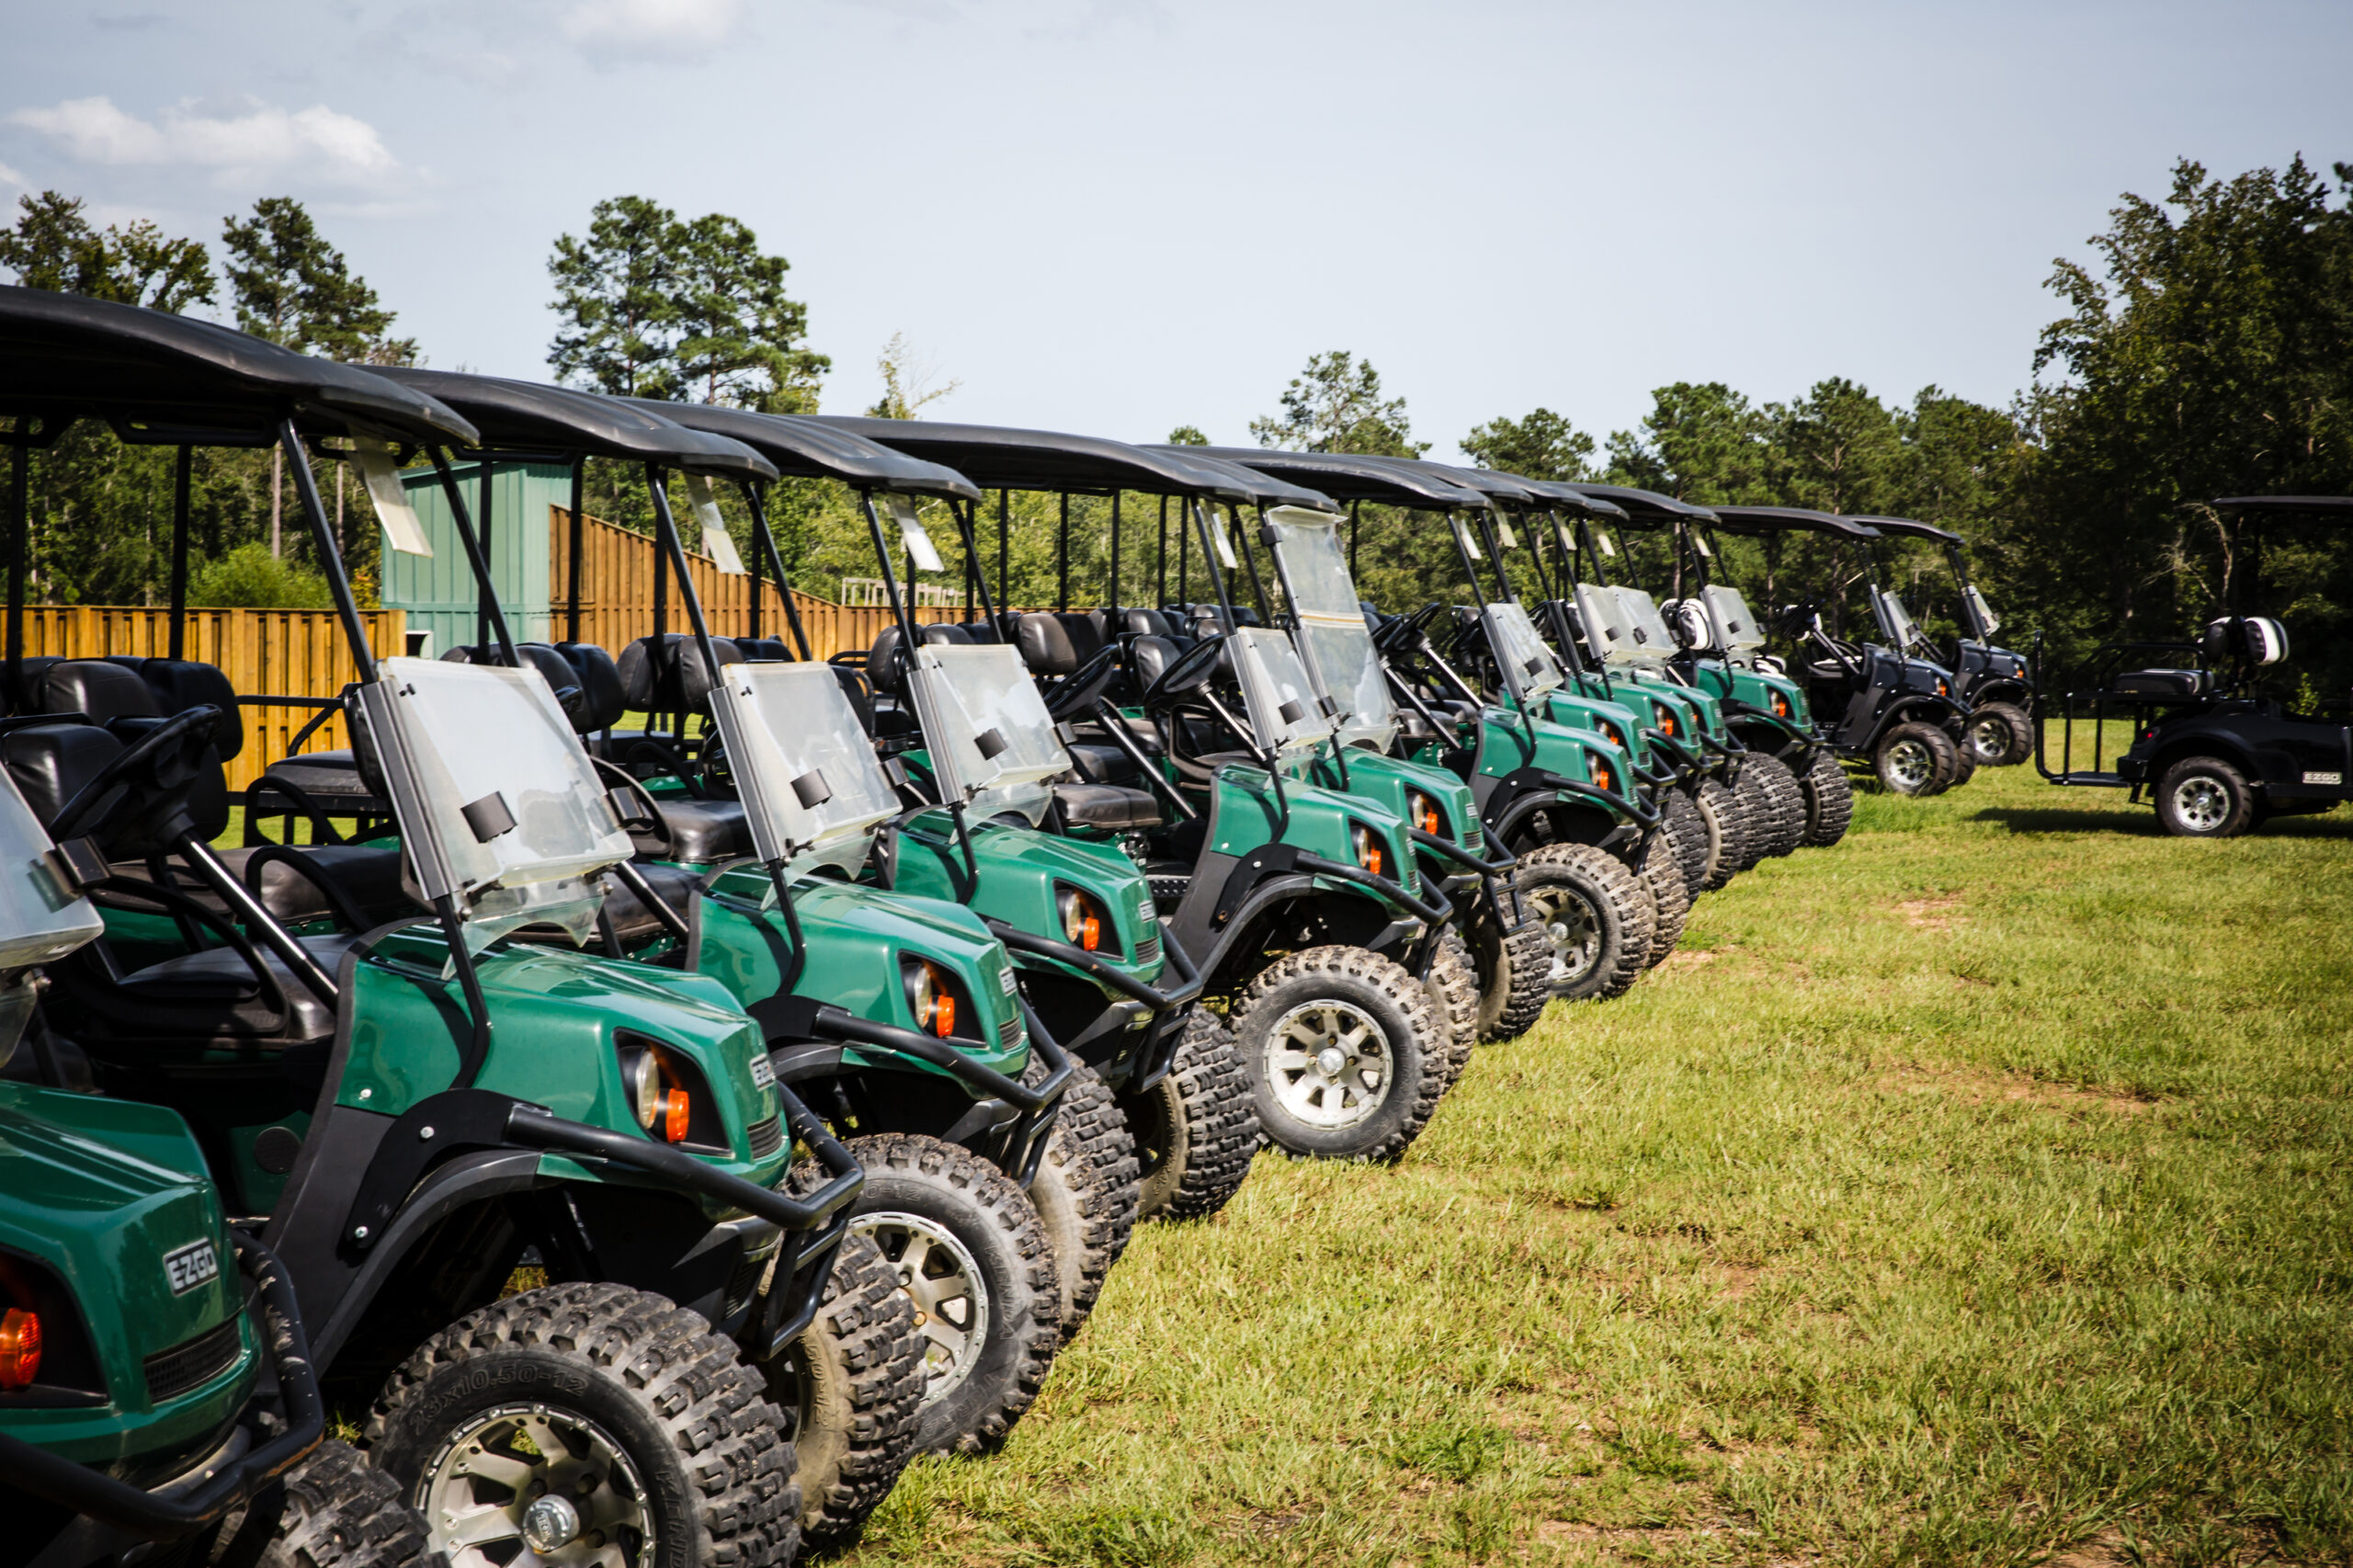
<box><xmin>1263</xmin><ymin>1001</ymin><xmax>1392</xmax><ymax>1130</ymax></box>
<box><xmin>852</xmin><ymin>1210</ymin><xmax>988</xmax><ymax>1409</ymax></box>
<box><xmin>1884</xmin><ymin>737</ymin><xmax>1935</xmax><ymax>791</ymax></box>
<box><xmin>1968</xmin><ymin>714</ymin><xmax>2011</xmax><ymax>764</ymax></box>
<box><xmin>2172</xmin><ymin>775</ymin><xmax>2231</xmax><ymax>832</ymax></box>
<box><xmin>1523</xmin><ymin>883</ymin><xmax>1602</xmax><ymax>986</ymax></box>
<box><xmin>419</xmin><ymin>1403</ymin><xmax>649</xmax><ymax>1568</ymax></box>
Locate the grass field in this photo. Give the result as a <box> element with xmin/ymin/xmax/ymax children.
<box><xmin>844</xmin><ymin>756</ymin><xmax>2353</xmax><ymax>1568</ymax></box>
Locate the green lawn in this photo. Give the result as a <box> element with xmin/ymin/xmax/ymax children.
<box><xmin>847</xmin><ymin>756</ymin><xmax>2353</xmax><ymax>1568</ymax></box>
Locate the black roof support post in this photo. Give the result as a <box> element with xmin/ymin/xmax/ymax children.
<box><xmin>475</xmin><ymin>458</ymin><xmax>494</xmax><ymax>654</ymax></box>
<box><xmin>1109</xmin><ymin>491</ymin><xmax>1120</xmax><ymax>610</ymax></box>
<box><xmin>1156</xmin><ymin>494</ymin><xmax>1167</xmax><ymax>609</ymax></box>
<box><xmin>168</xmin><ymin>445</ymin><xmax>191</xmax><ymax>661</ymax></box>
<box><xmin>996</xmin><ymin>489</ymin><xmax>1008</xmax><ymax>613</ymax></box>
<box><xmin>565</xmin><ymin>460</ymin><xmax>585</xmax><ymax>645</ymax></box>
<box><xmin>1176</xmin><ymin>490</ymin><xmax>1189</xmax><ymax>609</ymax></box>
<box><xmin>742</xmin><ymin>482</ymin><xmax>811</xmax><ymax>661</ymax></box>
<box><xmin>7</xmin><ymin>439</ymin><xmax>25</xmax><ymax>697</ymax></box>
<box><xmin>1349</xmin><ymin>498</ymin><xmax>1360</xmax><ymax>584</ymax></box>
<box><xmin>426</xmin><ymin>448</ymin><xmax>520</xmax><ymax>669</ymax></box>
<box><xmin>644</xmin><ymin>465</ymin><xmax>722</xmax><ymax>671</ymax></box>
<box><xmin>1057</xmin><ymin>492</ymin><xmax>1070</xmax><ymax>612</ymax></box>
<box><xmin>279</xmin><ymin>420</ymin><xmax>378</xmax><ymax>686</ymax></box>
<box><xmin>747</xmin><ymin>490</ymin><xmax>764</xmax><ymax>642</ymax></box>
<box><xmin>652</xmin><ymin>502</ymin><xmax>668</xmax><ymax>642</ymax></box>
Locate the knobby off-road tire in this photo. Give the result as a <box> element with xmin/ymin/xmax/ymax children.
<box><xmin>1945</xmin><ymin>724</ymin><xmax>1979</xmax><ymax>790</ymax></box>
<box><xmin>209</xmin><ymin>1439</ymin><xmax>435</xmax><ymax>1568</ymax></box>
<box><xmin>761</xmin><ymin>1211</ymin><xmax>923</xmax><ymax>1551</ymax></box>
<box><xmin>1876</xmin><ymin>721</ymin><xmax>1960</xmax><ymax>796</ymax></box>
<box><xmin>845</xmin><ymin>1133</ymin><xmax>1059</xmax><ymax>1456</ymax></box>
<box><xmin>1514</xmin><ymin>844</ymin><xmax>1652</xmax><ymax>1002</ymax></box>
<box><xmin>1230</xmin><ymin>946</ymin><xmax>1448</xmax><ymax>1164</ymax></box>
<box><xmin>1025</xmin><ymin>1061</ymin><xmax>1141</xmax><ymax>1346</ymax></box>
<box><xmin>1465</xmin><ymin>886</ymin><xmax>1553</xmax><ymax>1042</ymax></box>
<box><xmin>1121</xmin><ymin>1006</ymin><xmax>1259</xmax><ymax>1223</ymax></box>
<box><xmin>1968</xmin><ymin>700</ymin><xmax>2034</xmax><ymax>767</ymax></box>
<box><xmin>1798</xmin><ymin>747</ymin><xmax>1856</xmax><ymax>847</ymax></box>
<box><xmin>1656</xmin><ymin>788</ymin><xmax>1711</xmax><ymax>895</ymax></box>
<box><xmin>2155</xmin><ymin>755</ymin><xmax>2258</xmax><ymax>838</ymax></box>
<box><xmin>1737</xmin><ymin>752</ymin><xmax>1806</xmax><ymax>859</ymax></box>
<box><xmin>1631</xmin><ymin>823</ymin><xmax>1689</xmax><ymax>969</ymax></box>
<box><xmin>1423</xmin><ymin>927</ymin><xmax>1482</xmax><ymax>1093</ymax></box>
<box><xmin>1691</xmin><ymin>777</ymin><xmax>1748</xmax><ymax>889</ymax></box>
<box><xmin>367</xmin><ymin>1283</ymin><xmax>797</xmax><ymax>1568</ymax></box>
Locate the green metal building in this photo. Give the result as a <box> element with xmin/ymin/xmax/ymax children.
<box><xmin>382</xmin><ymin>460</ymin><xmax>565</xmax><ymax>653</ymax></box>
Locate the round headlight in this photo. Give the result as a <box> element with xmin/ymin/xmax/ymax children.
<box><xmin>1350</xmin><ymin>823</ymin><xmax>1385</xmax><ymax>877</ymax></box>
<box><xmin>905</xmin><ymin>958</ymin><xmax>957</xmax><ymax>1038</ymax></box>
<box><xmin>1406</xmin><ymin>790</ymin><xmax>1443</xmax><ymax>837</ymax></box>
<box><xmin>1056</xmin><ymin>888</ymin><xmax>1104</xmax><ymax>951</ymax></box>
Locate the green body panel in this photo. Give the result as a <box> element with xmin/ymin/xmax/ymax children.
<box><xmin>1301</xmin><ymin>748</ymin><xmax>1483</xmax><ymax>858</ymax></box>
<box><xmin>1686</xmin><ymin>659</ymin><xmax>1813</xmax><ymax>730</ymax></box>
<box><xmin>694</xmin><ymin>869</ymin><xmax>1029</xmax><ymax>1086</ymax></box>
<box><xmin>0</xmin><ymin>1084</ymin><xmax>256</xmax><ymax>1470</ymax></box>
<box><xmin>1529</xmin><ymin>689</ymin><xmax>1652</xmax><ymax>767</ymax></box>
<box><xmin>891</xmin><ymin>813</ymin><xmax>1167</xmax><ymax>986</ymax></box>
<box><xmin>328</xmin><ymin>933</ymin><xmax>790</xmax><ymax>1202</ymax></box>
<box><xmin>1205</xmin><ymin>767</ymin><xmax>1419</xmax><ymax>900</ymax></box>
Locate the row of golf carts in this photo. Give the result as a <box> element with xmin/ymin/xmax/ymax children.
<box><xmin>6</xmin><ymin>287</ymin><xmax>2330</xmax><ymax>1568</ymax></box>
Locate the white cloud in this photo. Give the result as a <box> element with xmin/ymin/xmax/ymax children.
<box><xmin>560</xmin><ymin>0</ymin><xmax>748</xmax><ymax>62</ymax></box>
<box><xmin>0</xmin><ymin>160</ymin><xmax>24</xmax><ymax>190</ymax></box>
<box><xmin>6</xmin><ymin>96</ymin><xmax>404</xmax><ymax>189</ymax></box>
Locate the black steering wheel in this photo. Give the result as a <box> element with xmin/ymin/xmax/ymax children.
<box><xmin>1042</xmin><ymin>643</ymin><xmax>1124</xmax><ymax>722</ymax></box>
<box><xmin>594</xmin><ymin>757</ymin><xmax>676</xmax><ymax>859</ymax></box>
<box><xmin>1139</xmin><ymin>631</ymin><xmax>1231</xmax><ymax>711</ymax></box>
<box><xmin>1372</xmin><ymin>603</ymin><xmax>1443</xmax><ymax>656</ymax></box>
<box><xmin>50</xmin><ymin>707</ymin><xmax>222</xmax><ymax>851</ymax></box>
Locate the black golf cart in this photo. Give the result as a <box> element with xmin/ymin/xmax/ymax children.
<box><xmin>1847</xmin><ymin>514</ymin><xmax>2036</xmax><ymax>767</ymax></box>
<box><xmin>2036</xmin><ymin>494</ymin><xmax>2352</xmax><ymax>836</ymax></box>
<box><xmin>1709</xmin><ymin>506</ymin><xmax>1978</xmax><ymax>796</ymax></box>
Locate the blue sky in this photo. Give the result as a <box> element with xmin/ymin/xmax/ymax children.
<box><xmin>5</xmin><ymin>0</ymin><xmax>2348</xmax><ymax>460</ymax></box>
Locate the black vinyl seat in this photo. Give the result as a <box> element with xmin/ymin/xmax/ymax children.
<box><xmin>632</xmin><ymin>797</ymin><xmax>752</xmax><ymax>864</ymax></box>
<box><xmin>1052</xmin><ymin>782</ymin><xmax>1163</xmax><ymax>831</ymax></box>
<box><xmin>2114</xmin><ymin>668</ymin><xmax>2210</xmax><ymax>698</ymax></box>
<box><xmin>106</xmin><ymin>844</ymin><xmax>415</xmax><ymax>926</ymax></box>
<box><xmin>97</xmin><ymin>934</ymin><xmax>359</xmax><ymax>1046</ymax></box>
<box><xmin>599</xmin><ymin>861</ymin><xmax>703</xmax><ymax>946</ymax></box>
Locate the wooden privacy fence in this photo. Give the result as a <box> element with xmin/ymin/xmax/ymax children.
<box><xmin>548</xmin><ymin>507</ymin><xmax>1002</xmax><ymax>662</ymax></box>
<box><xmin>11</xmin><ymin>605</ymin><xmax>404</xmax><ymax>794</ymax></box>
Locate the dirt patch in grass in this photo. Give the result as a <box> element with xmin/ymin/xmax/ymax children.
<box><xmin>1878</xmin><ymin>1062</ymin><xmax>2155</xmax><ymax>1117</ymax></box>
<box><xmin>1893</xmin><ymin>892</ymin><xmax>1965</xmax><ymax>929</ymax></box>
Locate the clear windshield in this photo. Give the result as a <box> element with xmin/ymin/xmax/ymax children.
<box><xmin>910</xmin><ymin>643</ymin><xmax>1070</xmax><ymax>818</ymax></box>
<box><xmin>363</xmin><ymin>657</ymin><xmax>631</xmax><ymax>941</ymax></box>
<box><xmin>1574</xmin><ymin>583</ymin><xmax>1636</xmax><ymax>665</ymax></box>
<box><xmin>1233</xmin><ymin>627</ymin><xmax>1336</xmax><ymax>759</ymax></box>
<box><xmin>1875</xmin><ymin>587</ymin><xmax>1922</xmax><ymax>651</ymax></box>
<box><xmin>1610</xmin><ymin>587</ymin><xmax>1680</xmax><ymax>666</ymax></box>
<box><xmin>1266</xmin><ymin>507</ymin><xmax>1398</xmax><ymax>748</ymax></box>
<box><xmin>710</xmin><ymin>663</ymin><xmax>901</xmax><ymax>879</ymax></box>
<box><xmin>1963</xmin><ymin>585</ymin><xmax>2001</xmax><ymax>640</ymax></box>
<box><xmin>1484</xmin><ymin>599</ymin><xmax>1564</xmax><ymax>700</ymax></box>
<box><xmin>1701</xmin><ymin>585</ymin><xmax>1766</xmax><ymax>653</ymax></box>
<box><xmin>0</xmin><ymin>770</ymin><xmax>102</xmax><ymax>971</ymax></box>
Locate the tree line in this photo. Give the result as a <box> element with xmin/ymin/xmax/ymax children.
<box><xmin>3</xmin><ymin>159</ymin><xmax>2348</xmax><ymax>699</ymax></box>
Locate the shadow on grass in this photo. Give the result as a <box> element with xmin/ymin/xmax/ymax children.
<box><xmin>1969</xmin><ymin>804</ymin><xmax>2353</xmax><ymax>838</ymax></box>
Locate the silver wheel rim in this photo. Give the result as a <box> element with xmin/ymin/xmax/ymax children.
<box><xmin>1885</xmin><ymin>737</ymin><xmax>1934</xmax><ymax>790</ymax></box>
<box><xmin>1264</xmin><ymin>999</ymin><xmax>1393</xmax><ymax>1130</ymax></box>
<box><xmin>419</xmin><ymin>1402</ymin><xmax>650</xmax><ymax>1568</ymax></box>
<box><xmin>1523</xmin><ymin>882</ymin><xmax>1602</xmax><ymax>984</ymax></box>
<box><xmin>854</xmin><ymin>1210</ymin><xmax>988</xmax><ymax>1409</ymax></box>
<box><xmin>2173</xmin><ymin>776</ymin><xmax>2230</xmax><ymax>831</ymax></box>
<box><xmin>1969</xmin><ymin>716</ymin><xmax>2009</xmax><ymax>763</ymax></box>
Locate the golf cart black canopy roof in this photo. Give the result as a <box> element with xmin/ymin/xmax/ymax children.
<box><xmin>1186</xmin><ymin>447</ymin><xmax>1489</xmax><ymax>510</ymax></box>
<box><xmin>813</xmin><ymin>416</ymin><xmax>1254</xmax><ymax>503</ymax></box>
<box><xmin>1565</xmin><ymin>483</ymin><xmax>1721</xmax><ymax>528</ymax></box>
<box><xmin>1495</xmin><ymin>475</ymin><xmax>1630</xmax><ymax>523</ymax></box>
<box><xmin>627</xmin><ymin>403</ymin><xmax>981</xmax><ymax>501</ymax></box>
<box><xmin>1848</xmin><ymin>514</ymin><xmax>1965</xmax><ymax>545</ymax></box>
<box><xmin>372</xmin><ymin>369</ymin><xmax>776</xmax><ymax>481</ymax></box>
<box><xmin>2211</xmin><ymin>494</ymin><xmax>2353</xmax><ymax>518</ymax></box>
<box><xmin>0</xmin><ymin>285</ymin><xmax>477</xmax><ymax>449</ymax></box>
<box><xmin>1403</xmin><ymin>460</ymin><xmax>1547</xmax><ymax>508</ymax></box>
<box><xmin>1153</xmin><ymin>450</ymin><xmax>1339</xmax><ymax>513</ymax></box>
<box><xmin>1707</xmin><ymin>505</ymin><xmax>1884</xmax><ymax>541</ymax></box>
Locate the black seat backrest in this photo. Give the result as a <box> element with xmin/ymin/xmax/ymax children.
<box><xmin>1058</xmin><ymin>612</ymin><xmax>1106</xmax><ymax>665</ymax></box>
<box><xmin>618</xmin><ymin>633</ymin><xmax>741</xmax><ymax>714</ymax></box>
<box><xmin>1130</xmin><ymin>635</ymin><xmax>1179</xmax><ymax>692</ymax></box>
<box><xmin>734</xmin><ymin>637</ymin><xmax>790</xmax><ymax>663</ymax></box>
<box><xmin>40</xmin><ymin>660</ymin><xmax>161</xmax><ymax>725</ymax></box>
<box><xmin>3</xmin><ymin>722</ymin><xmax>124</xmax><ymax>837</ymax></box>
<box><xmin>550</xmin><ymin>642</ymin><xmax>629</xmax><ymax>733</ymax></box>
<box><xmin>131</xmin><ymin>659</ymin><xmax>244</xmax><ymax>760</ymax></box>
<box><xmin>1123</xmin><ymin>608</ymin><xmax>1176</xmax><ymax>639</ymax></box>
<box><xmin>1016</xmin><ymin>613</ymin><xmax>1079</xmax><ymax>676</ymax></box>
<box><xmin>3</xmin><ymin>655</ymin><xmax>64</xmax><ymax>715</ymax></box>
<box><xmin>961</xmin><ymin>620</ymin><xmax>1001</xmax><ymax>644</ymax></box>
<box><xmin>867</xmin><ymin>622</ymin><xmax>972</xmax><ymax>695</ymax></box>
<box><xmin>831</xmin><ymin>665</ymin><xmax>876</xmax><ymax>736</ymax></box>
